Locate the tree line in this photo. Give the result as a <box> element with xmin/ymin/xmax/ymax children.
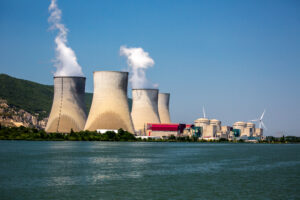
<box><xmin>0</xmin><ymin>125</ymin><xmax>136</xmax><ymax>141</ymax></box>
<box><xmin>0</xmin><ymin>125</ymin><xmax>299</xmax><ymax>143</ymax></box>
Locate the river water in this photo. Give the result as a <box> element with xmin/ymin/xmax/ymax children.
<box><xmin>0</xmin><ymin>141</ymin><xmax>299</xmax><ymax>199</ymax></box>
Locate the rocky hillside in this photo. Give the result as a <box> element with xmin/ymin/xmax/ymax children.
<box><xmin>0</xmin><ymin>99</ymin><xmax>47</xmax><ymax>129</ymax></box>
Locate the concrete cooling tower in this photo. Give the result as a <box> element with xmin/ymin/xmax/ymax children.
<box><xmin>84</xmin><ymin>71</ymin><xmax>134</xmax><ymax>133</ymax></box>
<box><xmin>131</xmin><ymin>89</ymin><xmax>161</xmax><ymax>134</ymax></box>
<box><xmin>45</xmin><ymin>76</ymin><xmax>87</xmax><ymax>133</ymax></box>
<box><xmin>158</xmin><ymin>93</ymin><xmax>171</xmax><ymax>123</ymax></box>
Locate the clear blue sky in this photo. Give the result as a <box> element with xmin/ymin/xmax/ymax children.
<box><xmin>1</xmin><ymin>0</ymin><xmax>300</xmax><ymax>136</ymax></box>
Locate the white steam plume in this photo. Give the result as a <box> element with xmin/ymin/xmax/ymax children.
<box><xmin>48</xmin><ymin>0</ymin><xmax>83</xmax><ymax>76</ymax></box>
<box><xmin>120</xmin><ymin>46</ymin><xmax>157</xmax><ymax>89</ymax></box>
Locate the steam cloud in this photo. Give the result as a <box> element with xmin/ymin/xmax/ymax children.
<box><xmin>120</xmin><ymin>46</ymin><xmax>157</xmax><ymax>89</ymax></box>
<box><xmin>48</xmin><ymin>0</ymin><xmax>83</xmax><ymax>76</ymax></box>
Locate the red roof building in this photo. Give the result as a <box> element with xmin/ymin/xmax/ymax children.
<box><xmin>146</xmin><ymin>123</ymin><xmax>186</xmax><ymax>138</ymax></box>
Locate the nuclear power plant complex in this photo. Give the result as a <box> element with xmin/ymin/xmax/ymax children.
<box><xmin>41</xmin><ymin>0</ymin><xmax>268</xmax><ymax>142</ymax></box>
<box><xmin>43</xmin><ymin>0</ymin><xmax>265</xmax><ymax>141</ymax></box>
<box><xmin>46</xmin><ymin>71</ymin><xmax>265</xmax><ymax>141</ymax></box>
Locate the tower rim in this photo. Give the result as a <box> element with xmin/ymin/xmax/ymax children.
<box><xmin>53</xmin><ymin>76</ymin><xmax>86</xmax><ymax>79</ymax></box>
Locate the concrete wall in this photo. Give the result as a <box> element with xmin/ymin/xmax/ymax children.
<box><xmin>210</xmin><ymin>119</ymin><xmax>221</xmax><ymax>132</ymax></box>
<box><xmin>131</xmin><ymin>89</ymin><xmax>160</xmax><ymax>133</ymax></box>
<box><xmin>148</xmin><ymin>130</ymin><xmax>177</xmax><ymax>138</ymax></box>
<box><xmin>45</xmin><ymin>77</ymin><xmax>87</xmax><ymax>133</ymax></box>
<box><xmin>84</xmin><ymin>71</ymin><xmax>134</xmax><ymax>133</ymax></box>
<box><xmin>158</xmin><ymin>93</ymin><xmax>171</xmax><ymax>123</ymax></box>
<box><xmin>220</xmin><ymin>126</ymin><xmax>231</xmax><ymax>139</ymax></box>
<box><xmin>203</xmin><ymin>124</ymin><xmax>217</xmax><ymax>138</ymax></box>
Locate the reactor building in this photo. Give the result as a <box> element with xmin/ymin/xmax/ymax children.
<box><xmin>193</xmin><ymin>118</ymin><xmax>231</xmax><ymax>139</ymax></box>
<box><xmin>131</xmin><ymin>89</ymin><xmax>161</xmax><ymax>134</ymax></box>
<box><xmin>194</xmin><ymin>118</ymin><xmax>210</xmax><ymax>137</ymax></box>
<box><xmin>158</xmin><ymin>93</ymin><xmax>171</xmax><ymax>123</ymax></box>
<box><xmin>84</xmin><ymin>71</ymin><xmax>134</xmax><ymax>133</ymax></box>
<box><xmin>45</xmin><ymin>76</ymin><xmax>87</xmax><ymax>133</ymax></box>
<box><xmin>232</xmin><ymin>121</ymin><xmax>263</xmax><ymax>138</ymax></box>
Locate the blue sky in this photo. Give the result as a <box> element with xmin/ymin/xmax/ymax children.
<box><xmin>1</xmin><ymin>0</ymin><xmax>300</xmax><ymax>136</ymax></box>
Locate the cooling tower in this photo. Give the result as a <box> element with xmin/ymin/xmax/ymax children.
<box><xmin>131</xmin><ymin>89</ymin><xmax>161</xmax><ymax>134</ymax></box>
<box><xmin>45</xmin><ymin>76</ymin><xmax>87</xmax><ymax>133</ymax></box>
<box><xmin>158</xmin><ymin>93</ymin><xmax>171</xmax><ymax>123</ymax></box>
<box><xmin>84</xmin><ymin>71</ymin><xmax>134</xmax><ymax>133</ymax></box>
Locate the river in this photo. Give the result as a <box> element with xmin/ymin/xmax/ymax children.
<box><xmin>0</xmin><ymin>141</ymin><xmax>299</xmax><ymax>199</ymax></box>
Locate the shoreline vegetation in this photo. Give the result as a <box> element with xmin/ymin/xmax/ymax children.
<box><xmin>0</xmin><ymin>125</ymin><xmax>299</xmax><ymax>143</ymax></box>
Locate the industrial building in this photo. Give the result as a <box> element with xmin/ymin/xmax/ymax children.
<box><xmin>158</xmin><ymin>93</ymin><xmax>171</xmax><ymax>123</ymax></box>
<box><xmin>144</xmin><ymin>118</ymin><xmax>264</xmax><ymax>141</ymax></box>
<box><xmin>45</xmin><ymin>76</ymin><xmax>87</xmax><ymax>133</ymax></box>
<box><xmin>220</xmin><ymin>126</ymin><xmax>232</xmax><ymax>139</ymax></box>
<box><xmin>182</xmin><ymin>125</ymin><xmax>201</xmax><ymax>138</ymax></box>
<box><xmin>84</xmin><ymin>71</ymin><xmax>134</xmax><ymax>133</ymax></box>
<box><xmin>146</xmin><ymin>123</ymin><xmax>186</xmax><ymax>138</ymax></box>
<box><xmin>194</xmin><ymin>118</ymin><xmax>222</xmax><ymax>139</ymax></box>
<box><xmin>232</xmin><ymin>121</ymin><xmax>247</xmax><ymax>137</ymax></box>
<box><xmin>254</xmin><ymin>128</ymin><xmax>263</xmax><ymax>137</ymax></box>
<box><xmin>194</xmin><ymin>118</ymin><xmax>210</xmax><ymax>137</ymax></box>
<box><xmin>232</xmin><ymin>121</ymin><xmax>262</xmax><ymax>138</ymax></box>
<box><xmin>245</xmin><ymin>122</ymin><xmax>255</xmax><ymax>137</ymax></box>
<box><xmin>131</xmin><ymin>89</ymin><xmax>161</xmax><ymax>134</ymax></box>
<box><xmin>190</xmin><ymin>117</ymin><xmax>264</xmax><ymax>140</ymax></box>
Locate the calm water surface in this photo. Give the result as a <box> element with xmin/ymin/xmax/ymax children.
<box><xmin>0</xmin><ymin>141</ymin><xmax>299</xmax><ymax>200</ymax></box>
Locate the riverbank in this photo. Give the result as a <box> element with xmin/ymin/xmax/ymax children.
<box><xmin>0</xmin><ymin>125</ymin><xmax>299</xmax><ymax>143</ymax></box>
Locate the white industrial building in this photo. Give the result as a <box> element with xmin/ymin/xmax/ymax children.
<box><xmin>192</xmin><ymin>118</ymin><xmax>264</xmax><ymax>140</ymax></box>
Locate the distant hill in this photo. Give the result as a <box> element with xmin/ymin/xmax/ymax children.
<box><xmin>0</xmin><ymin>74</ymin><xmax>93</xmax><ymax>119</ymax></box>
